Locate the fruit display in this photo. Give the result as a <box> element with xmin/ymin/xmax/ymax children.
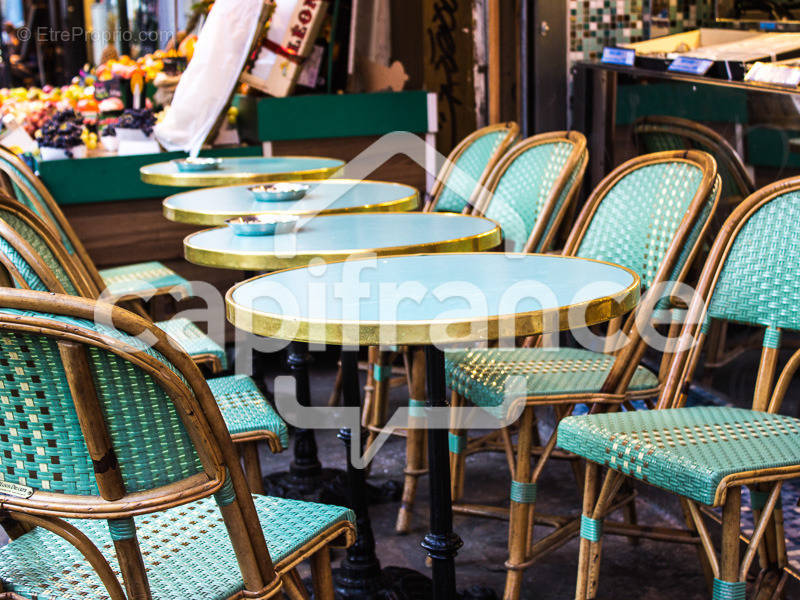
<box><xmin>96</xmin><ymin>39</ymin><xmax>197</xmax><ymax>83</ymax></box>
<box><xmin>0</xmin><ymin>29</ymin><xmax>202</xmax><ymax>159</ymax></box>
<box><xmin>0</xmin><ymin>31</ymin><xmax>197</xmax><ymax>143</ymax></box>
<box><xmin>117</xmin><ymin>108</ymin><xmax>156</xmax><ymax>136</ymax></box>
<box><xmin>35</xmin><ymin>109</ymin><xmax>87</xmax><ymax>157</ymax></box>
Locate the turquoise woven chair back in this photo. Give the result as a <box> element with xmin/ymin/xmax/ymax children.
<box><xmin>0</xmin><ymin>307</ymin><xmax>204</xmax><ymax>497</ymax></box>
<box><xmin>705</xmin><ymin>190</ymin><xmax>800</xmax><ymax>333</ymax></box>
<box><xmin>633</xmin><ymin>117</ymin><xmax>753</xmax><ymax>204</ymax></box>
<box><xmin>0</xmin><ymin>148</ymin><xmax>75</xmax><ymax>254</ymax></box>
<box><xmin>482</xmin><ymin>133</ymin><xmax>586</xmax><ymax>252</ymax></box>
<box><xmin>575</xmin><ymin>156</ymin><xmax>716</xmax><ymax>290</ymax></box>
<box><xmin>433</xmin><ymin>123</ymin><xmax>518</xmax><ymax>213</ymax></box>
<box><xmin>0</xmin><ymin>205</ymin><xmax>82</xmax><ymax>296</ymax></box>
<box><xmin>0</xmin><ymin>236</ymin><xmax>49</xmax><ymax>291</ymax></box>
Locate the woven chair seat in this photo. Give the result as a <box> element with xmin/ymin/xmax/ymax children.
<box><xmin>208</xmin><ymin>374</ymin><xmax>288</xmax><ymax>449</ymax></box>
<box><xmin>557</xmin><ymin>406</ymin><xmax>800</xmax><ymax>506</ymax></box>
<box><xmin>445</xmin><ymin>347</ymin><xmax>659</xmax><ymax>415</ymax></box>
<box><xmin>99</xmin><ymin>261</ymin><xmax>192</xmax><ymax>300</ymax></box>
<box><xmin>155</xmin><ymin>317</ymin><xmax>227</xmax><ymax>371</ymax></box>
<box><xmin>0</xmin><ymin>494</ymin><xmax>355</xmax><ymax>600</ymax></box>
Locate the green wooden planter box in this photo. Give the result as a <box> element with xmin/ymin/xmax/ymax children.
<box><xmin>35</xmin><ymin>146</ymin><xmax>263</xmax><ymax>205</ymax></box>
<box><xmin>234</xmin><ymin>91</ymin><xmax>435</xmax><ymax>143</ymax></box>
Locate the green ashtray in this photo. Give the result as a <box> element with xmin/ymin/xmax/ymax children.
<box><xmin>248</xmin><ymin>182</ymin><xmax>310</xmax><ymax>202</ymax></box>
<box><xmin>174</xmin><ymin>157</ymin><xmax>222</xmax><ymax>172</ymax></box>
<box><xmin>225</xmin><ymin>214</ymin><xmax>299</xmax><ymax>236</ymax></box>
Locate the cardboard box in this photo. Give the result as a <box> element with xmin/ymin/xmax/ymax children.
<box><xmin>240</xmin><ymin>0</ymin><xmax>329</xmax><ymax>97</ymax></box>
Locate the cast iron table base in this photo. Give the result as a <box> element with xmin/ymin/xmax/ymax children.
<box><xmin>333</xmin><ymin>349</ymin><xmax>497</xmax><ymax>600</ymax></box>
<box><xmin>261</xmin><ymin>341</ymin><xmax>400</xmax><ymax>505</ymax></box>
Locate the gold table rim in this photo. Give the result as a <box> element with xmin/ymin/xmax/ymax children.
<box><xmin>162</xmin><ymin>179</ymin><xmax>420</xmax><ymax>225</ymax></box>
<box><xmin>140</xmin><ymin>155</ymin><xmax>345</xmax><ymax>187</ymax></box>
<box><xmin>224</xmin><ymin>252</ymin><xmax>642</xmax><ymax>346</ymax></box>
<box><xmin>183</xmin><ymin>213</ymin><xmax>503</xmax><ymax>271</ymax></box>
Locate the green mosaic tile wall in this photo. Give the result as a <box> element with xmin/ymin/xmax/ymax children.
<box><xmin>569</xmin><ymin>0</ymin><xmax>715</xmax><ymax>62</ymax></box>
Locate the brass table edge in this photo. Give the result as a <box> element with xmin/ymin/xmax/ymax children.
<box><xmin>223</xmin><ymin>252</ymin><xmax>641</xmax><ymax>346</ymax></box>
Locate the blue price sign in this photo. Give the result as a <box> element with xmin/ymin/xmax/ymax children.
<box><xmin>668</xmin><ymin>56</ymin><xmax>714</xmax><ymax>75</ymax></box>
<box><xmin>601</xmin><ymin>47</ymin><xmax>636</xmax><ymax>66</ymax></box>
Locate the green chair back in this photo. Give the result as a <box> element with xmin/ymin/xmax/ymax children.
<box><xmin>575</xmin><ymin>153</ymin><xmax>718</xmax><ymax>290</ymax></box>
<box><xmin>0</xmin><ymin>147</ymin><xmax>76</xmax><ymax>254</ymax></box>
<box><xmin>659</xmin><ymin>177</ymin><xmax>800</xmax><ymax>417</ymax></box>
<box><xmin>430</xmin><ymin>122</ymin><xmax>519</xmax><ymax>213</ymax></box>
<box><xmin>633</xmin><ymin>116</ymin><xmax>754</xmax><ymax>205</ymax></box>
<box><xmin>705</xmin><ymin>190</ymin><xmax>800</xmax><ymax>334</ymax></box>
<box><xmin>479</xmin><ymin>131</ymin><xmax>587</xmax><ymax>252</ymax></box>
<box><xmin>0</xmin><ymin>235</ymin><xmax>50</xmax><ymax>291</ymax></box>
<box><xmin>0</xmin><ymin>306</ymin><xmax>204</xmax><ymax>498</ymax></box>
<box><xmin>0</xmin><ymin>197</ymin><xmax>97</xmax><ymax>298</ymax></box>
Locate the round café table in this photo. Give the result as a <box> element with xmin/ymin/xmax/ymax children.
<box><xmin>163</xmin><ymin>179</ymin><xmax>420</xmax><ymax>226</ymax></box>
<box><xmin>226</xmin><ymin>253</ymin><xmax>640</xmax><ymax>599</ymax></box>
<box><xmin>182</xmin><ymin>212</ymin><xmax>501</xmax><ymax>270</ymax></box>
<box><xmin>185</xmin><ymin>212</ymin><xmax>501</xmax><ymax>511</ymax></box>
<box><xmin>140</xmin><ymin>155</ymin><xmax>344</xmax><ymax>187</ymax></box>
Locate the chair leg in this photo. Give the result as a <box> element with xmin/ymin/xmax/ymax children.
<box><xmin>361</xmin><ymin>347</ymin><xmax>378</xmax><ymax>428</ymax></box>
<box><xmin>504</xmin><ymin>406</ymin><xmax>537</xmax><ymax>600</ymax></box>
<box><xmin>112</xmin><ymin>530</ymin><xmax>153</xmax><ymax>600</ymax></box>
<box><xmin>679</xmin><ymin>497</ymin><xmax>716</xmax><ymax>594</ymax></box>
<box><xmin>620</xmin><ymin>478</ymin><xmax>639</xmax><ymax>546</ymax></box>
<box><xmin>581</xmin><ymin>469</ymin><xmax>625</xmax><ymax>600</ymax></box>
<box><xmin>449</xmin><ymin>391</ymin><xmax>467</xmax><ymax>501</ymax></box>
<box><xmin>396</xmin><ymin>347</ymin><xmax>427</xmax><ymax>534</ymax></box>
<box><xmin>283</xmin><ymin>568</ymin><xmax>310</xmax><ymax>600</ymax></box>
<box><xmin>365</xmin><ymin>350</ymin><xmax>390</xmax><ymax>449</ymax></box>
<box><xmin>310</xmin><ymin>547</ymin><xmax>334</xmax><ymax>600</ymax></box>
<box><xmin>327</xmin><ymin>364</ymin><xmax>343</xmax><ymax>407</ymax></box>
<box><xmin>718</xmin><ymin>487</ymin><xmax>743</xmax><ymax>600</ymax></box>
<box><xmin>575</xmin><ymin>462</ymin><xmax>599</xmax><ymax>600</ymax></box>
<box><xmin>239</xmin><ymin>441</ymin><xmax>265</xmax><ymax>495</ymax></box>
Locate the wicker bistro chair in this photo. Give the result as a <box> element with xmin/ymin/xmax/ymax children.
<box><xmin>0</xmin><ymin>288</ymin><xmax>354</xmax><ymax>600</ymax></box>
<box><xmin>373</xmin><ymin>131</ymin><xmax>589</xmax><ymax>533</ymax></box>
<box><xmin>0</xmin><ymin>145</ymin><xmax>193</xmax><ymax>305</ymax></box>
<box><xmin>0</xmin><ymin>197</ymin><xmax>287</xmax><ymax>492</ymax></box>
<box><xmin>634</xmin><ymin>116</ymin><xmax>760</xmax><ymax>378</ymax></box>
<box><xmin>443</xmin><ymin>150</ymin><xmax>720</xmax><ymax>600</ymax></box>
<box><xmin>340</xmin><ymin>123</ymin><xmax>522</xmax><ymax>434</ymax></box>
<box><xmin>558</xmin><ymin>175</ymin><xmax>800</xmax><ymax>600</ymax></box>
<box><xmin>633</xmin><ymin>116</ymin><xmax>754</xmax><ymax>208</ymax></box>
<box><xmin>0</xmin><ymin>191</ymin><xmax>225</xmax><ymax>374</ymax></box>
<box><xmin>425</xmin><ymin>122</ymin><xmax>520</xmax><ymax>213</ymax></box>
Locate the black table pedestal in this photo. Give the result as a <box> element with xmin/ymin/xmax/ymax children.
<box><xmin>333</xmin><ymin>351</ymin><xmax>432</xmax><ymax>600</ymax></box>
<box><xmin>262</xmin><ymin>341</ymin><xmax>331</xmax><ymax>498</ymax></box>
<box><xmin>262</xmin><ymin>343</ymin><xmax>401</xmax><ymax>504</ymax></box>
<box><xmin>422</xmin><ymin>346</ymin><xmax>463</xmax><ymax>598</ymax></box>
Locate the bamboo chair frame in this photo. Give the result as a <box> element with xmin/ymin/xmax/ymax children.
<box><xmin>0</xmin><ymin>194</ymin><xmax>219</xmax><ymax>374</ymax></box>
<box><xmin>0</xmin><ymin>146</ymin><xmax>191</xmax><ymax>310</ymax></box>
<box><xmin>424</xmin><ymin>122</ymin><xmax>520</xmax><ymax>214</ymax></box>
<box><xmin>0</xmin><ymin>289</ymin><xmax>347</xmax><ymax>600</ymax></box>
<box><xmin>470</xmin><ymin>130</ymin><xmax>588</xmax><ymax>252</ymax></box>
<box><xmin>573</xmin><ymin>175</ymin><xmax>800</xmax><ymax>600</ymax></box>
<box><xmin>446</xmin><ymin>150</ymin><xmax>720</xmax><ymax>600</ymax></box>
<box><xmin>0</xmin><ymin>198</ymin><xmax>280</xmax><ymax>491</ymax></box>
<box><xmin>381</xmin><ymin>131</ymin><xmax>590</xmax><ymax>534</ymax></box>
<box><xmin>0</xmin><ymin>290</ymin><xmax>354</xmax><ymax>600</ymax></box>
